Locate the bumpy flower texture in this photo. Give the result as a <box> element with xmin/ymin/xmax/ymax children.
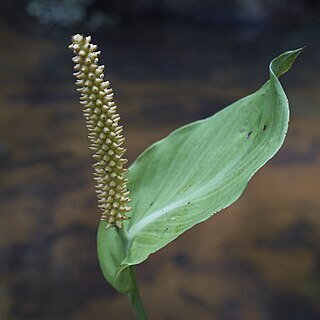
<box><xmin>69</xmin><ymin>34</ymin><xmax>131</xmax><ymax>229</ymax></box>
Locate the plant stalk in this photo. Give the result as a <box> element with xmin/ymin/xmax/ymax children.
<box><xmin>127</xmin><ymin>267</ymin><xmax>148</xmax><ymax>320</ymax></box>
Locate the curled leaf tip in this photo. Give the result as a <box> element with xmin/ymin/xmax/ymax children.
<box><xmin>70</xmin><ymin>34</ymin><xmax>131</xmax><ymax>229</ymax></box>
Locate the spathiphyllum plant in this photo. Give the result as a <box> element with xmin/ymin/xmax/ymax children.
<box><xmin>69</xmin><ymin>34</ymin><xmax>302</xmax><ymax>319</ymax></box>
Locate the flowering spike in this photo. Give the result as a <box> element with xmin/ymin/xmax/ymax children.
<box><xmin>70</xmin><ymin>34</ymin><xmax>131</xmax><ymax>229</ymax></box>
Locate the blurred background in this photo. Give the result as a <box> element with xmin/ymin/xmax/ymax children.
<box><xmin>0</xmin><ymin>0</ymin><xmax>319</xmax><ymax>319</ymax></box>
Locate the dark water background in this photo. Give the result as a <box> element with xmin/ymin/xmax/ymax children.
<box><xmin>0</xmin><ymin>1</ymin><xmax>320</xmax><ymax>319</ymax></box>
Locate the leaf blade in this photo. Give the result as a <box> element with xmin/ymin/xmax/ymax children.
<box><xmin>97</xmin><ymin>48</ymin><xmax>302</xmax><ymax>292</ymax></box>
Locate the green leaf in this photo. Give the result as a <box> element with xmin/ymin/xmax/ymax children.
<box><xmin>97</xmin><ymin>48</ymin><xmax>302</xmax><ymax>293</ymax></box>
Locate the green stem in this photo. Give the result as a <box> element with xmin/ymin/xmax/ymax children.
<box><xmin>127</xmin><ymin>267</ymin><xmax>148</xmax><ymax>320</ymax></box>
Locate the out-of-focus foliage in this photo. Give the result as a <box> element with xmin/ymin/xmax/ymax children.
<box><xmin>26</xmin><ymin>0</ymin><xmax>119</xmax><ymax>29</ymax></box>
<box><xmin>20</xmin><ymin>0</ymin><xmax>320</xmax><ymax>29</ymax></box>
<box><xmin>27</xmin><ymin>0</ymin><xmax>92</xmax><ymax>26</ymax></box>
<box><xmin>0</xmin><ymin>0</ymin><xmax>318</xmax><ymax>30</ymax></box>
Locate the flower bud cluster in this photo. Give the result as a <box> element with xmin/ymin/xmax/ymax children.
<box><xmin>70</xmin><ymin>34</ymin><xmax>131</xmax><ymax>229</ymax></box>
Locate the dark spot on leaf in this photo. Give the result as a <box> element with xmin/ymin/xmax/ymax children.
<box><xmin>247</xmin><ymin>131</ymin><xmax>252</xmax><ymax>138</ymax></box>
<box><xmin>165</xmin><ymin>227</ymin><xmax>168</xmax><ymax>232</ymax></box>
<box><xmin>149</xmin><ymin>202</ymin><xmax>153</xmax><ymax>207</ymax></box>
<box><xmin>187</xmin><ymin>202</ymin><xmax>190</xmax><ymax>205</ymax></box>
<box><xmin>263</xmin><ymin>124</ymin><xmax>267</xmax><ymax>131</ymax></box>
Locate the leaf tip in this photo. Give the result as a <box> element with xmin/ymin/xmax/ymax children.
<box><xmin>270</xmin><ymin>47</ymin><xmax>304</xmax><ymax>78</ymax></box>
